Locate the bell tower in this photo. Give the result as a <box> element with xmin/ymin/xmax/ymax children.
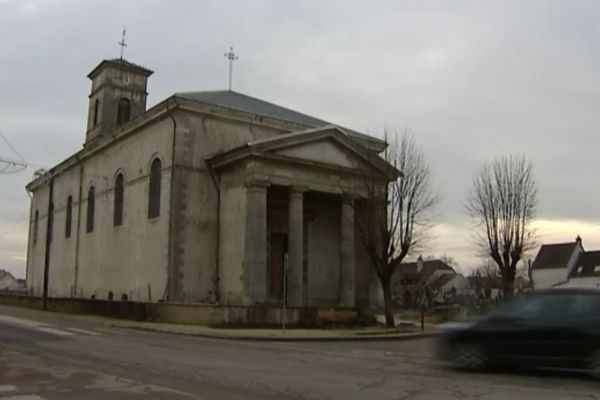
<box><xmin>85</xmin><ymin>58</ymin><xmax>153</xmax><ymax>143</ymax></box>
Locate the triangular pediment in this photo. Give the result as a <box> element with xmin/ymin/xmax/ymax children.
<box><xmin>207</xmin><ymin>126</ymin><xmax>400</xmax><ymax>179</ymax></box>
<box><xmin>270</xmin><ymin>137</ymin><xmax>370</xmax><ymax>170</ymax></box>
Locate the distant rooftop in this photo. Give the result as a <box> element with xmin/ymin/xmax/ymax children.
<box><xmin>393</xmin><ymin>259</ymin><xmax>455</xmax><ymax>284</ymax></box>
<box><xmin>570</xmin><ymin>250</ymin><xmax>600</xmax><ymax>278</ymax></box>
<box><xmin>531</xmin><ymin>241</ymin><xmax>580</xmax><ymax>270</ymax></box>
<box><xmin>176</xmin><ymin>90</ymin><xmax>385</xmax><ymax>150</ymax></box>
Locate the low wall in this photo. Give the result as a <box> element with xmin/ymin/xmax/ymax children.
<box><xmin>0</xmin><ymin>294</ymin><xmax>333</xmax><ymax>327</ymax></box>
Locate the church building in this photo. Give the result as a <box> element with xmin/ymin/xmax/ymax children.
<box><xmin>25</xmin><ymin>58</ymin><xmax>398</xmax><ymax>308</ymax></box>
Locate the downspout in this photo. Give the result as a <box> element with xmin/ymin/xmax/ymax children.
<box><xmin>25</xmin><ymin>189</ymin><xmax>33</xmax><ymax>295</ymax></box>
<box><xmin>73</xmin><ymin>161</ymin><xmax>83</xmax><ymax>297</ymax></box>
<box><xmin>206</xmin><ymin>161</ymin><xmax>221</xmax><ymax>303</ymax></box>
<box><xmin>166</xmin><ymin>97</ymin><xmax>178</xmax><ymax>301</ymax></box>
<box><xmin>42</xmin><ymin>176</ymin><xmax>54</xmax><ymax>310</ymax></box>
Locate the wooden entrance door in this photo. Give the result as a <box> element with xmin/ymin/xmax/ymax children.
<box><xmin>268</xmin><ymin>233</ymin><xmax>287</xmax><ymax>302</ymax></box>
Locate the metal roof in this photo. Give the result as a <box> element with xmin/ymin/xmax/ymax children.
<box><xmin>392</xmin><ymin>259</ymin><xmax>455</xmax><ymax>286</ymax></box>
<box><xmin>176</xmin><ymin>90</ymin><xmax>385</xmax><ymax>149</ymax></box>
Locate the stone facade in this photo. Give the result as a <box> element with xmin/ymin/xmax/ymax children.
<box><xmin>25</xmin><ymin>58</ymin><xmax>396</xmax><ymax>307</ymax></box>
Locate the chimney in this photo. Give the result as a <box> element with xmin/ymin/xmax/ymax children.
<box><xmin>576</xmin><ymin>235</ymin><xmax>582</xmax><ymax>246</ymax></box>
<box><xmin>417</xmin><ymin>255</ymin><xmax>424</xmax><ymax>274</ymax></box>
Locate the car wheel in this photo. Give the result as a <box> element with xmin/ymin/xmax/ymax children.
<box><xmin>445</xmin><ymin>343</ymin><xmax>489</xmax><ymax>371</ymax></box>
<box><xmin>588</xmin><ymin>350</ymin><xmax>600</xmax><ymax>379</ymax></box>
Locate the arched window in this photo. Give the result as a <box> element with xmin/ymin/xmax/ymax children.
<box><xmin>114</xmin><ymin>173</ymin><xmax>124</xmax><ymax>226</ymax></box>
<box><xmin>33</xmin><ymin>210</ymin><xmax>39</xmax><ymax>245</ymax></box>
<box><xmin>116</xmin><ymin>98</ymin><xmax>131</xmax><ymax>125</ymax></box>
<box><xmin>148</xmin><ymin>158</ymin><xmax>162</xmax><ymax>218</ymax></box>
<box><xmin>65</xmin><ymin>195</ymin><xmax>73</xmax><ymax>238</ymax></box>
<box><xmin>86</xmin><ymin>186</ymin><xmax>95</xmax><ymax>233</ymax></box>
<box><xmin>93</xmin><ymin>99</ymin><xmax>100</xmax><ymax>127</ymax></box>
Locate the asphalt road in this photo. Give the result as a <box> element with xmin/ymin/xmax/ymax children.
<box><xmin>1</xmin><ymin>308</ymin><xmax>600</xmax><ymax>399</ymax></box>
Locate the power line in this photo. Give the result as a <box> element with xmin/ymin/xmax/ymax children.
<box><xmin>0</xmin><ymin>130</ymin><xmax>47</xmax><ymax>174</ymax></box>
<box><xmin>0</xmin><ymin>130</ymin><xmax>29</xmax><ymax>174</ymax></box>
<box><xmin>0</xmin><ymin>156</ymin><xmax>27</xmax><ymax>174</ymax></box>
<box><xmin>0</xmin><ymin>130</ymin><xmax>27</xmax><ymax>164</ymax></box>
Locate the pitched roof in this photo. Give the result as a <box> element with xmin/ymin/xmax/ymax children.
<box><xmin>392</xmin><ymin>259</ymin><xmax>455</xmax><ymax>286</ymax></box>
<box><xmin>88</xmin><ymin>58</ymin><xmax>154</xmax><ymax>79</ymax></box>
<box><xmin>531</xmin><ymin>242</ymin><xmax>579</xmax><ymax>270</ymax></box>
<box><xmin>428</xmin><ymin>273</ymin><xmax>458</xmax><ymax>290</ymax></box>
<box><xmin>176</xmin><ymin>90</ymin><xmax>385</xmax><ymax>150</ymax></box>
<box><xmin>570</xmin><ymin>251</ymin><xmax>600</xmax><ymax>278</ymax></box>
<box><xmin>0</xmin><ymin>269</ymin><xmax>17</xmax><ymax>281</ymax></box>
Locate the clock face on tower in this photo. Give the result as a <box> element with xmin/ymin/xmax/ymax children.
<box><xmin>121</xmin><ymin>75</ymin><xmax>131</xmax><ymax>86</ymax></box>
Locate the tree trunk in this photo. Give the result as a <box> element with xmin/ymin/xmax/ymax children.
<box><xmin>381</xmin><ymin>280</ymin><xmax>395</xmax><ymax>328</ymax></box>
<box><xmin>502</xmin><ymin>271</ymin><xmax>515</xmax><ymax>298</ymax></box>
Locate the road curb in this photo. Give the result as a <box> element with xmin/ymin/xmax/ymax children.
<box><xmin>115</xmin><ymin>324</ymin><xmax>439</xmax><ymax>342</ymax></box>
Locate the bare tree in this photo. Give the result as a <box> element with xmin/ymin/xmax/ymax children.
<box><xmin>467</xmin><ymin>260</ymin><xmax>501</xmax><ymax>301</ymax></box>
<box><xmin>466</xmin><ymin>155</ymin><xmax>537</xmax><ymax>297</ymax></box>
<box><xmin>355</xmin><ymin>131</ymin><xmax>438</xmax><ymax>327</ymax></box>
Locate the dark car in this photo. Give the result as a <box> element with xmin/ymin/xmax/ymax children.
<box><xmin>437</xmin><ymin>288</ymin><xmax>600</xmax><ymax>378</ymax></box>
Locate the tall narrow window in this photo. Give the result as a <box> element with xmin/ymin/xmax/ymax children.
<box><xmin>148</xmin><ymin>158</ymin><xmax>162</xmax><ymax>218</ymax></box>
<box><xmin>86</xmin><ymin>186</ymin><xmax>95</xmax><ymax>233</ymax></box>
<box><xmin>93</xmin><ymin>99</ymin><xmax>100</xmax><ymax>127</ymax></box>
<box><xmin>48</xmin><ymin>203</ymin><xmax>54</xmax><ymax>242</ymax></box>
<box><xmin>116</xmin><ymin>98</ymin><xmax>131</xmax><ymax>125</ymax></box>
<box><xmin>114</xmin><ymin>173</ymin><xmax>124</xmax><ymax>226</ymax></box>
<box><xmin>33</xmin><ymin>210</ymin><xmax>39</xmax><ymax>245</ymax></box>
<box><xmin>65</xmin><ymin>195</ymin><xmax>73</xmax><ymax>238</ymax></box>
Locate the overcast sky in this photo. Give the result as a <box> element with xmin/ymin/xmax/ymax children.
<box><xmin>2</xmin><ymin>0</ymin><xmax>600</xmax><ymax>278</ymax></box>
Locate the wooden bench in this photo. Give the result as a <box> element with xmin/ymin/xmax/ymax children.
<box><xmin>318</xmin><ymin>310</ymin><xmax>358</xmax><ymax>324</ymax></box>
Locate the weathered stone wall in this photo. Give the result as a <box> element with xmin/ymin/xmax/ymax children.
<box><xmin>26</xmin><ymin>95</ymin><xmax>390</xmax><ymax>308</ymax></box>
<box><xmin>169</xmin><ymin>110</ymin><xmax>287</xmax><ymax>304</ymax></box>
<box><xmin>0</xmin><ymin>295</ymin><xmax>321</xmax><ymax>327</ymax></box>
<box><xmin>26</xmin><ymin>181</ymin><xmax>49</xmax><ymax>296</ymax></box>
<box><xmin>27</xmin><ymin>116</ymin><xmax>174</xmax><ymax>302</ymax></box>
<box><xmin>86</xmin><ymin>65</ymin><xmax>149</xmax><ymax>141</ymax></box>
<box><xmin>305</xmin><ymin>193</ymin><xmax>341</xmax><ymax>306</ymax></box>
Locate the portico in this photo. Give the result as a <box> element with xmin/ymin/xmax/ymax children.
<box><xmin>208</xmin><ymin>126</ymin><xmax>397</xmax><ymax>307</ymax></box>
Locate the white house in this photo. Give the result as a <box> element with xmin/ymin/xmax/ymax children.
<box><xmin>531</xmin><ymin>237</ymin><xmax>583</xmax><ymax>289</ymax></box>
<box><xmin>429</xmin><ymin>273</ymin><xmax>471</xmax><ymax>303</ymax></box>
<box><xmin>561</xmin><ymin>250</ymin><xmax>600</xmax><ymax>288</ymax></box>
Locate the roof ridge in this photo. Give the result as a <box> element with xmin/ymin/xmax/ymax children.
<box><xmin>174</xmin><ymin>90</ymin><xmax>385</xmax><ymax>148</ymax></box>
<box><xmin>541</xmin><ymin>241</ymin><xmax>577</xmax><ymax>247</ymax></box>
<box><xmin>178</xmin><ymin>90</ymin><xmax>330</xmax><ymax>123</ymax></box>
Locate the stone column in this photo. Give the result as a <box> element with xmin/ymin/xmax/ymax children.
<box><xmin>287</xmin><ymin>187</ymin><xmax>306</xmax><ymax>306</ymax></box>
<box><xmin>339</xmin><ymin>197</ymin><xmax>356</xmax><ymax>306</ymax></box>
<box><xmin>243</xmin><ymin>181</ymin><xmax>269</xmax><ymax>305</ymax></box>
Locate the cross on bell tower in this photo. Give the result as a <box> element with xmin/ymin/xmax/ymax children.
<box><xmin>224</xmin><ymin>46</ymin><xmax>238</xmax><ymax>91</ymax></box>
<box><xmin>118</xmin><ymin>28</ymin><xmax>127</xmax><ymax>60</ymax></box>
